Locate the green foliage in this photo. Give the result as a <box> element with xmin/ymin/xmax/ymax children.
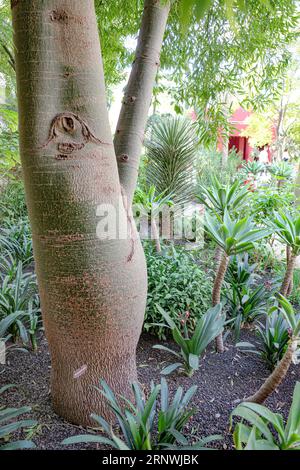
<box><xmin>231</xmin><ymin>381</ymin><xmax>300</xmax><ymax>450</ymax></box>
<box><xmin>204</xmin><ymin>209</ymin><xmax>270</xmax><ymax>255</ymax></box>
<box><xmin>164</xmin><ymin>0</ymin><xmax>297</xmax><ymax>145</ymax></box>
<box><xmin>197</xmin><ymin>175</ymin><xmax>249</xmax><ymax>218</ymax></box>
<box><xmin>144</xmin><ymin>243</ymin><xmax>212</xmax><ymax>339</ymax></box>
<box><xmin>0</xmin><ymin>261</ymin><xmax>40</xmax><ymax>345</ymax></box>
<box><xmin>225</xmin><ymin>256</ymin><xmax>268</xmax><ymax>339</ymax></box>
<box><xmin>196</xmin><ymin>147</ymin><xmax>242</xmax><ymax>187</ymax></box>
<box><xmin>0</xmin><ymin>180</ymin><xmax>27</xmax><ymax>223</ymax></box>
<box><xmin>271</xmin><ymin>211</ymin><xmax>300</xmax><ymax>255</ymax></box>
<box><xmin>241</xmin><ymin>161</ymin><xmax>265</xmax><ymax>176</ymax></box>
<box><xmin>248</xmin><ymin>185</ymin><xmax>294</xmax><ymax>225</ymax></box>
<box><xmin>134</xmin><ymin>185</ymin><xmax>173</xmax><ymax>214</ymax></box>
<box><xmin>268</xmin><ymin>161</ymin><xmax>294</xmax><ymax>182</ymax></box>
<box><xmin>144</xmin><ymin>116</ymin><xmax>198</xmax><ymax>204</ymax></box>
<box><xmin>63</xmin><ymin>378</ymin><xmax>222</xmax><ymax>450</ymax></box>
<box><xmin>0</xmin><ymin>220</ymin><xmax>33</xmax><ymax>266</ymax></box>
<box><xmin>154</xmin><ymin>304</ymin><xmax>225</xmax><ymax>376</ymax></box>
<box><xmin>237</xmin><ymin>295</ymin><xmax>300</xmax><ymax>369</ymax></box>
<box><xmin>0</xmin><ymin>385</ymin><xmax>36</xmax><ymax>450</ymax></box>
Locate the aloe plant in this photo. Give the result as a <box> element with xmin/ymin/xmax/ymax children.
<box><xmin>231</xmin><ymin>381</ymin><xmax>300</xmax><ymax>450</ymax></box>
<box><xmin>63</xmin><ymin>379</ymin><xmax>221</xmax><ymax>450</ymax></box>
<box><xmin>154</xmin><ymin>304</ymin><xmax>225</xmax><ymax>376</ymax></box>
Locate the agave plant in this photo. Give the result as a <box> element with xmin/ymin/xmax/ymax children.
<box><xmin>153</xmin><ymin>304</ymin><xmax>225</xmax><ymax>376</ymax></box>
<box><xmin>145</xmin><ymin>116</ymin><xmax>198</xmax><ymax>205</ymax></box>
<box><xmin>270</xmin><ymin>211</ymin><xmax>300</xmax><ymax>296</ymax></box>
<box><xmin>204</xmin><ymin>209</ymin><xmax>270</xmax><ymax>352</ymax></box>
<box><xmin>63</xmin><ymin>379</ymin><xmax>221</xmax><ymax>450</ymax></box>
<box><xmin>245</xmin><ymin>295</ymin><xmax>300</xmax><ymax>404</ymax></box>
<box><xmin>0</xmin><ymin>385</ymin><xmax>36</xmax><ymax>450</ymax></box>
<box><xmin>231</xmin><ymin>381</ymin><xmax>300</xmax><ymax>450</ymax></box>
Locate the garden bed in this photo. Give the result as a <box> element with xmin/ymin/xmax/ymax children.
<box><xmin>1</xmin><ymin>330</ymin><xmax>298</xmax><ymax>450</ymax></box>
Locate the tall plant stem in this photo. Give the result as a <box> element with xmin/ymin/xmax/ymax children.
<box><xmin>245</xmin><ymin>339</ymin><xmax>298</xmax><ymax>404</ymax></box>
<box><xmin>281</xmin><ymin>249</ymin><xmax>296</xmax><ymax>297</ymax></box>
<box><xmin>114</xmin><ymin>0</ymin><xmax>170</xmax><ymax>205</ymax></box>
<box><xmin>212</xmin><ymin>251</ymin><xmax>229</xmax><ymax>353</ymax></box>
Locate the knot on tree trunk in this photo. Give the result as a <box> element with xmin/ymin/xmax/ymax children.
<box><xmin>40</xmin><ymin>112</ymin><xmax>110</xmax><ymax>156</ymax></box>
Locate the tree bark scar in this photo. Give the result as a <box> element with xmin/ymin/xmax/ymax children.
<box><xmin>11</xmin><ymin>0</ymin><xmax>18</xmax><ymax>8</ymax></box>
<box><xmin>117</xmin><ymin>154</ymin><xmax>129</xmax><ymax>162</ymax></box>
<box><xmin>40</xmin><ymin>112</ymin><xmax>110</xmax><ymax>153</ymax></box>
<box><xmin>121</xmin><ymin>185</ymin><xmax>136</xmax><ymax>262</ymax></box>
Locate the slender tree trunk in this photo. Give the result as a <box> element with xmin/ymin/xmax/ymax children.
<box><xmin>151</xmin><ymin>217</ymin><xmax>161</xmax><ymax>253</ymax></box>
<box><xmin>221</xmin><ymin>135</ymin><xmax>229</xmax><ymax>167</ymax></box>
<box><xmin>245</xmin><ymin>339</ymin><xmax>298</xmax><ymax>404</ymax></box>
<box><xmin>114</xmin><ymin>0</ymin><xmax>170</xmax><ymax>204</ymax></box>
<box><xmin>12</xmin><ymin>0</ymin><xmax>147</xmax><ymax>426</ymax></box>
<box><xmin>212</xmin><ymin>252</ymin><xmax>229</xmax><ymax>353</ymax></box>
<box><xmin>286</xmin><ymin>246</ymin><xmax>293</xmax><ymax>296</ymax></box>
<box><xmin>280</xmin><ymin>250</ymin><xmax>296</xmax><ymax>297</ymax></box>
<box><xmin>215</xmin><ymin>246</ymin><xmax>223</xmax><ymax>272</ymax></box>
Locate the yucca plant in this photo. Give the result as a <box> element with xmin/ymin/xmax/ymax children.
<box><xmin>245</xmin><ymin>295</ymin><xmax>300</xmax><ymax>404</ymax></box>
<box><xmin>63</xmin><ymin>379</ymin><xmax>221</xmax><ymax>450</ymax></box>
<box><xmin>231</xmin><ymin>381</ymin><xmax>300</xmax><ymax>450</ymax></box>
<box><xmin>145</xmin><ymin>116</ymin><xmax>198</xmax><ymax>205</ymax></box>
<box><xmin>134</xmin><ymin>186</ymin><xmax>173</xmax><ymax>252</ymax></box>
<box><xmin>270</xmin><ymin>211</ymin><xmax>300</xmax><ymax>296</ymax></box>
<box><xmin>0</xmin><ymin>385</ymin><xmax>36</xmax><ymax>450</ymax></box>
<box><xmin>204</xmin><ymin>209</ymin><xmax>270</xmax><ymax>352</ymax></box>
<box><xmin>153</xmin><ymin>304</ymin><xmax>225</xmax><ymax>376</ymax></box>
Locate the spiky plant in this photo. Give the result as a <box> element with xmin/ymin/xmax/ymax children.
<box><xmin>145</xmin><ymin>116</ymin><xmax>198</xmax><ymax>205</ymax></box>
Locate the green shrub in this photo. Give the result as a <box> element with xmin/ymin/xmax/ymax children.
<box><xmin>144</xmin><ymin>243</ymin><xmax>212</xmax><ymax>339</ymax></box>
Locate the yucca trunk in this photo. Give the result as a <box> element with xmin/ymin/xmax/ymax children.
<box><xmin>245</xmin><ymin>339</ymin><xmax>298</xmax><ymax>404</ymax></box>
<box><xmin>12</xmin><ymin>0</ymin><xmax>147</xmax><ymax>426</ymax></box>
<box><xmin>114</xmin><ymin>0</ymin><xmax>170</xmax><ymax>204</ymax></box>
<box><xmin>281</xmin><ymin>248</ymin><xmax>296</xmax><ymax>297</ymax></box>
<box><xmin>212</xmin><ymin>252</ymin><xmax>229</xmax><ymax>353</ymax></box>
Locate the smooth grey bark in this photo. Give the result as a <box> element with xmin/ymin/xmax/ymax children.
<box><xmin>114</xmin><ymin>0</ymin><xmax>170</xmax><ymax>204</ymax></box>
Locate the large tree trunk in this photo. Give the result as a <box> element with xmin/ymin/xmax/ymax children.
<box><xmin>12</xmin><ymin>0</ymin><xmax>147</xmax><ymax>426</ymax></box>
<box><xmin>212</xmin><ymin>252</ymin><xmax>229</xmax><ymax>353</ymax></box>
<box><xmin>114</xmin><ymin>0</ymin><xmax>170</xmax><ymax>204</ymax></box>
<box><xmin>245</xmin><ymin>339</ymin><xmax>298</xmax><ymax>404</ymax></box>
<box><xmin>280</xmin><ymin>250</ymin><xmax>296</xmax><ymax>297</ymax></box>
